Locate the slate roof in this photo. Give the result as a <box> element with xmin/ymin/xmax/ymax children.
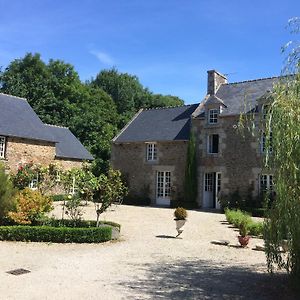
<box><xmin>193</xmin><ymin>76</ymin><xmax>279</xmax><ymax>118</ymax></box>
<box><xmin>0</xmin><ymin>93</ymin><xmax>56</xmax><ymax>142</ymax></box>
<box><xmin>44</xmin><ymin>125</ymin><xmax>94</xmax><ymax>161</ymax></box>
<box><xmin>113</xmin><ymin>104</ymin><xmax>199</xmax><ymax>143</ymax></box>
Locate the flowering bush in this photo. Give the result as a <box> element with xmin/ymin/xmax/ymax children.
<box><xmin>8</xmin><ymin>188</ymin><xmax>53</xmax><ymax>224</ymax></box>
<box><xmin>12</xmin><ymin>162</ymin><xmax>39</xmax><ymax>190</ymax></box>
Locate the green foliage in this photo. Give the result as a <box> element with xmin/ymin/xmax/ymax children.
<box><xmin>174</xmin><ymin>207</ymin><xmax>187</xmax><ymax>220</ymax></box>
<box><xmin>94</xmin><ymin>168</ymin><xmax>128</xmax><ymax>226</ymax></box>
<box><xmin>183</xmin><ymin>131</ymin><xmax>198</xmax><ymax>204</ymax></box>
<box><xmin>64</xmin><ymin>194</ymin><xmax>83</xmax><ymax>222</ymax></box>
<box><xmin>0</xmin><ymin>163</ymin><xmax>16</xmax><ymax>220</ymax></box>
<box><xmin>50</xmin><ymin>194</ymin><xmax>66</xmax><ymax>201</ymax></box>
<box><xmin>8</xmin><ymin>188</ymin><xmax>53</xmax><ymax>225</ymax></box>
<box><xmin>0</xmin><ymin>225</ymin><xmax>112</xmax><ymax>243</ymax></box>
<box><xmin>12</xmin><ymin>162</ymin><xmax>38</xmax><ymax>190</ymax></box>
<box><xmin>224</xmin><ymin>209</ymin><xmax>264</xmax><ymax>237</ymax></box>
<box><xmin>38</xmin><ymin>218</ymin><xmax>121</xmax><ymax>231</ymax></box>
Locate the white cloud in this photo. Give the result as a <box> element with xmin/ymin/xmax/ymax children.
<box><xmin>89</xmin><ymin>50</ymin><xmax>115</xmax><ymax>65</ymax></box>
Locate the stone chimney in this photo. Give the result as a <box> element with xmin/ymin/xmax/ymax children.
<box><xmin>207</xmin><ymin>70</ymin><xmax>227</xmax><ymax>95</ymax></box>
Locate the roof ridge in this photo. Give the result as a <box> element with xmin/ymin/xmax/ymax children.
<box><xmin>226</xmin><ymin>75</ymin><xmax>280</xmax><ymax>85</ymax></box>
<box><xmin>44</xmin><ymin>123</ymin><xmax>69</xmax><ymax>129</ymax></box>
<box><xmin>0</xmin><ymin>92</ymin><xmax>28</xmax><ymax>101</ymax></box>
<box><xmin>143</xmin><ymin>103</ymin><xmax>196</xmax><ymax>111</ymax></box>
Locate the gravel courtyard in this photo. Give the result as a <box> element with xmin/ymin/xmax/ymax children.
<box><xmin>0</xmin><ymin>204</ymin><xmax>295</xmax><ymax>300</ymax></box>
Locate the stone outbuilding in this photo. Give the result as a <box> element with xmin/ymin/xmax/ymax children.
<box><xmin>112</xmin><ymin>70</ymin><xmax>277</xmax><ymax>208</ymax></box>
<box><xmin>0</xmin><ymin>93</ymin><xmax>93</xmax><ymax>173</ymax></box>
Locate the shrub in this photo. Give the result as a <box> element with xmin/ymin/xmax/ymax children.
<box><xmin>0</xmin><ymin>225</ymin><xmax>112</xmax><ymax>243</ymax></box>
<box><xmin>50</xmin><ymin>194</ymin><xmax>66</xmax><ymax>201</ymax></box>
<box><xmin>0</xmin><ymin>163</ymin><xmax>16</xmax><ymax>220</ymax></box>
<box><xmin>225</xmin><ymin>208</ymin><xmax>264</xmax><ymax>237</ymax></box>
<box><xmin>8</xmin><ymin>188</ymin><xmax>53</xmax><ymax>224</ymax></box>
<box><xmin>174</xmin><ymin>207</ymin><xmax>187</xmax><ymax>220</ymax></box>
<box><xmin>64</xmin><ymin>194</ymin><xmax>83</xmax><ymax>222</ymax></box>
<box><xmin>12</xmin><ymin>162</ymin><xmax>37</xmax><ymax>190</ymax></box>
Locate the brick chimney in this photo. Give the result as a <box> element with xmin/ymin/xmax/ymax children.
<box><xmin>207</xmin><ymin>70</ymin><xmax>227</xmax><ymax>95</ymax></box>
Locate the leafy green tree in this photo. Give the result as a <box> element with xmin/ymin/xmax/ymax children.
<box><xmin>263</xmin><ymin>18</ymin><xmax>300</xmax><ymax>282</ymax></box>
<box><xmin>93</xmin><ymin>169</ymin><xmax>128</xmax><ymax>226</ymax></box>
<box><xmin>92</xmin><ymin>68</ymin><xmax>144</xmax><ymax>115</ymax></box>
<box><xmin>183</xmin><ymin>131</ymin><xmax>197</xmax><ymax>204</ymax></box>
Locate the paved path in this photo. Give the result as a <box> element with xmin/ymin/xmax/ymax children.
<box><xmin>0</xmin><ymin>204</ymin><xmax>295</xmax><ymax>299</ymax></box>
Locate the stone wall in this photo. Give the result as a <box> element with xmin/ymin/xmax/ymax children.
<box><xmin>54</xmin><ymin>158</ymin><xmax>83</xmax><ymax>170</ymax></box>
<box><xmin>193</xmin><ymin>115</ymin><xmax>263</xmax><ymax>207</ymax></box>
<box><xmin>1</xmin><ymin>137</ymin><xmax>83</xmax><ymax>173</ymax></box>
<box><xmin>111</xmin><ymin>141</ymin><xmax>188</xmax><ymax>204</ymax></box>
<box><xmin>3</xmin><ymin>137</ymin><xmax>56</xmax><ymax>172</ymax></box>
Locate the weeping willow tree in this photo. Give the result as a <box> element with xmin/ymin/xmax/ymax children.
<box><xmin>261</xmin><ymin>18</ymin><xmax>300</xmax><ymax>281</ymax></box>
<box><xmin>183</xmin><ymin>131</ymin><xmax>197</xmax><ymax>204</ymax></box>
<box><xmin>239</xmin><ymin>18</ymin><xmax>300</xmax><ymax>281</ymax></box>
<box><xmin>264</xmin><ymin>70</ymin><xmax>300</xmax><ymax>280</ymax></box>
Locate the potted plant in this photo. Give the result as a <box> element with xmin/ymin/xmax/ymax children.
<box><xmin>174</xmin><ymin>207</ymin><xmax>187</xmax><ymax>237</ymax></box>
<box><xmin>238</xmin><ymin>219</ymin><xmax>250</xmax><ymax>247</ymax></box>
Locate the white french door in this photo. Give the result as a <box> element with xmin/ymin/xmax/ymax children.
<box><xmin>203</xmin><ymin>172</ymin><xmax>221</xmax><ymax>208</ymax></box>
<box><xmin>156</xmin><ymin>171</ymin><xmax>171</xmax><ymax>206</ymax></box>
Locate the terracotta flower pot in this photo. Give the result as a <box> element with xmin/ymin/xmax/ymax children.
<box><xmin>238</xmin><ymin>235</ymin><xmax>250</xmax><ymax>247</ymax></box>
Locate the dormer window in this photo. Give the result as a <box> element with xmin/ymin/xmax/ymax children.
<box><xmin>146</xmin><ymin>143</ymin><xmax>157</xmax><ymax>161</ymax></box>
<box><xmin>208</xmin><ymin>109</ymin><xmax>219</xmax><ymax>124</ymax></box>
<box><xmin>0</xmin><ymin>136</ymin><xmax>6</xmax><ymax>159</ymax></box>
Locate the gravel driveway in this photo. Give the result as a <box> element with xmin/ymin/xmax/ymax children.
<box><xmin>0</xmin><ymin>204</ymin><xmax>296</xmax><ymax>299</ymax></box>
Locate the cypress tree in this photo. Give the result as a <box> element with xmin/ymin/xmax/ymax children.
<box><xmin>183</xmin><ymin>131</ymin><xmax>198</xmax><ymax>205</ymax></box>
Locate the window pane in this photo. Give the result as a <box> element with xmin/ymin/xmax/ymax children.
<box><xmin>209</xmin><ymin>109</ymin><xmax>218</xmax><ymax>124</ymax></box>
<box><xmin>0</xmin><ymin>136</ymin><xmax>6</xmax><ymax>158</ymax></box>
<box><xmin>208</xmin><ymin>134</ymin><xmax>219</xmax><ymax>154</ymax></box>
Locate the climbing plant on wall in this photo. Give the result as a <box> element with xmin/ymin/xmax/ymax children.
<box><xmin>183</xmin><ymin>131</ymin><xmax>198</xmax><ymax>204</ymax></box>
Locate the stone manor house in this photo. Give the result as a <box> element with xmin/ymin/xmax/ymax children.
<box><xmin>111</xmin><ymin>70</ymin><xmax>276</xmax><ymax>208</ymax></box>
<box><xmin>0</xmin><ymin>93</ymin><xmax>93</xmax><ymax>174</ymax></box>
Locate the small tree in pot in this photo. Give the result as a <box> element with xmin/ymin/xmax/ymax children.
<box><xmin>174</xmin><ymin>207</ymin><xmax>187</xmax><ymax>237</ymax></box>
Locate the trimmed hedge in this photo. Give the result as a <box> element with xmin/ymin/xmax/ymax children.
<box><xmin>0</xmin><ymin>225</ymin><xmax>112</xmax><ymax>243</ymax></box>
<box><xmin>224</xmin><ymin>209</ymin><xmax>264</xmax><ymax>237</ymax></box>
<box><xmin>39</xmin><ymin>218</ymin><xmax>121</xmax><ymax>231</ymax></box>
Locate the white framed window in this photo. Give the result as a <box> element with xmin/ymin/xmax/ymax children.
<box><xmin>146</xmin><ymin>143</ymin><xmax>157</xmax><ymax>161</ymax></box>
<box><xmin>261</xmin><ymin>132</ymin><xmax>273</xmax><ymax>153</ymax></box>
<box><xmin>207</xmin><ymin>134</ymin><xmax>219</xmax><ymax>154</ymax></box>
<box><xmin>260</xmin><ymin>174</ymin><xmax>273</xmax><ymax>192</ymax></box>
<box><xmin>208</xmin><ymin>109</ymin><xmax>219</xmax><ymax>124</ymax></box>
<box><xmin>0</xmin><ymin>136</ymin><xmax>6</xmax><ymax>159</ymax></box>
<box><xmin>29</xmin><ymin>174</ymin><xmax>39</xmax><ymax>190</ymax></box>
<box><xmin>69</xmin><ymin>176</ymin><xmax>77</xmax><ymax>195</ymax></box>
<box><xmin>204</xmin><ymin>173</ymin><xmax>213</xmax><ymax>192</ymax></box>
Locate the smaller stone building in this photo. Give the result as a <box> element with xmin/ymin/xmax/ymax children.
<box><xmin>0</xmin><ymin>93</ymin><xmax>93</xmax><ymax>173</ymax></box>
<box><xmin>111</xmin><ymin>70</ymin><xmax>278</xmax><ymax>208</ymax></box>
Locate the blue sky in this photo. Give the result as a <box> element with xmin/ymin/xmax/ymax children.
<box><xmin>0</xmin><ymin>0</ymin><xmax>299</xmax><ymax>104</ymax></box>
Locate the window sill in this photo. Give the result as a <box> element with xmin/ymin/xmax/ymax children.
<box><xmin>145</xmin><ymin>160</ymin><xmax>158</xmax><ymax>164</ymax></box>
